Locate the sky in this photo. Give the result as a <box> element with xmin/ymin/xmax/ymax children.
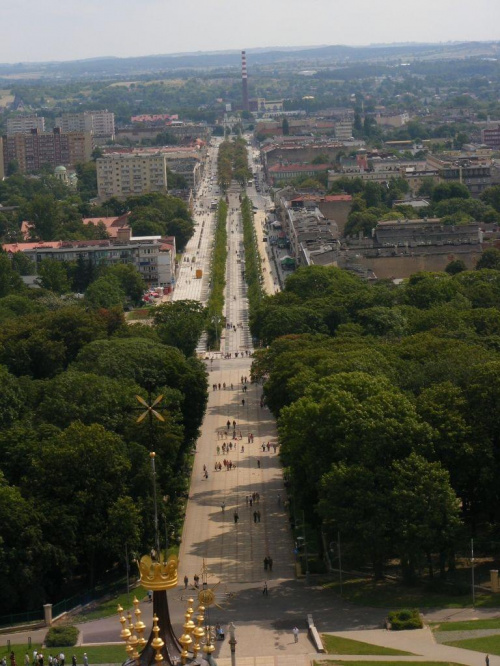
<box><xmin>2</xmin><ymin>0</ymin><xmax>500</xmax><ymax>63</ymax></box>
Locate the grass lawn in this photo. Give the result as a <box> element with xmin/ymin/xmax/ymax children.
<box><xmin>321</xmin><ymin>576</ymin><xmax>500</xmax><ymax>609</ymax></box>
<box><xmin>321</xmin><ymin>635</ymin><xmax>413</xmax><ymax>656</ymax></box>
<box><xmin>431</xmin><ymin>618</ymin><xmax>500</xmax><ymax>632</ymax></box>
<box><xmin>446</xmin><ymin>634</ymin><xmax>500</xmax><ymax>655</ymax></box>
<box><xmin>315</xmin><ymin>662</ymin><xmax>465</xmax><ymax>666</ymax></box>
<box><xmin>70</xmin><ymin>586</ymin><xmax>147</xmax><ymax>623</ymax></box>
<box><xmin>0</xmin><ymin>644</ymin><xmax>126</xmax><ymax>665</ymax></box>
<box><xmin>126</xmin><ymin>309</ymin><xmax>154</xmax><ymax>321</ymax></box>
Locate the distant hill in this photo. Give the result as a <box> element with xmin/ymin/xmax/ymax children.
<box><xmin>0</xmin><ymin>41</ymin><xmax>499</xmax><ymax>80</ymax></box>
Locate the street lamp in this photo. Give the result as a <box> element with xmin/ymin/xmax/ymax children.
<box><xmin>211</xmin><ymin>315</ymin><xmax>221</xmax><ymax>350</ymax></box>
<box><xmin>294</xmin><ymin>511</ymin><xmax>310</xmax><ymax>585</ymax></box>
<box><xmin>228</xmin><ymin>622</ymin><xmax>237</xmax><ymax>666</ymax></box>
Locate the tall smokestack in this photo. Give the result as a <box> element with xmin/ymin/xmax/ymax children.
<box><xmin>241</xmin><ymin>50</ymin><xmax>249</xmax><ymax>112</ymax></box>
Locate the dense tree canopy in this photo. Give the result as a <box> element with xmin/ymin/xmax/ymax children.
<box><xmin>253</xmin><ymin>263</ymin><xmax>500</xmax><ymax>581</ymax></box>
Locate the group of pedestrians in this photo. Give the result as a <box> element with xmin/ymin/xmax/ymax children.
<box><xmin>28</xmin><ymin>655</ymin><xmax>87</xmax><ymax>666</ymax></box>
<box><xmin>246</xmin><ymin>492</ymin><xmax>260</xmax><ymax>505</ymax></box>
<box><xmin>261</xmin><ymin>441</ymin><xmax>279</xmax><ymax>453</ymax></box>
<box><xmin>263</xmin><ymin>555</ymin><xmax>274</xmax><ymax>571</ymax></box>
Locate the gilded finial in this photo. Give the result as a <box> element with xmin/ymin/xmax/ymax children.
<box><xmin>151</xmin><ymin>614</ymin><xmax>164</xmax><ymax>664</ymax></box>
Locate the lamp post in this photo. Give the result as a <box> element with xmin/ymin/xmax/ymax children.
<box><xmin>211</xmin><ymin>315</ymin><xmax>221</xmax><ymax>350</ymax></box>
<box><xmin>302</xmin><ymin>510</ymin><xmax>310</xmax><ymax>585</ymax></box>
<box><xmin>228</xmin><ymin>622</ymin><xmax>237</xmax><ymax>666</ymax></box>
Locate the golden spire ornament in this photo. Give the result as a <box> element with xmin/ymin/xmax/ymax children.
<box><xmin>151</xmin><ymin>614</ymin><xmax>164</xmax><ymax>664</ymax></box>
<box><xmin>192</xmin><ymin>605</ymin><xmax>205</xmax><ymax>658</ymax></box>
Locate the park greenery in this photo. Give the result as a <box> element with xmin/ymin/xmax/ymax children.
<box><xmin>0</xmin><ymin>271</ymin><xmax>208</xmax><ymax>615</ymax></box>
<box><xmin>251</xmin><ymin>262</ymin><xmax>500</xmax><ymax>585</ymax></box>
<box><xmin>0</xmin><ymin>171</ymin><xmax>194</xmax><ymax>250</ymax></box>
<box><xmin>240</xmin><ymin>196</ymin><xmax>264</xmax><ymax>325</ymax></box>
<box><xmin>328</xmin><ymin>178</ymin><xmax>500</xmax><ymax>238</ymax></box>
<box><xmin>206</xmin><ymin>200</ymin><xmax>228</xmax><ymax>349</ymax></box>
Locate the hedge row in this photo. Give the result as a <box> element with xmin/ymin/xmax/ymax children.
<box><xmin>240</xmin><ymin>196</ymin><xmax>264</xmax><ymax>333</ymax></box>
<box><xmin>387</xmin><ymin>609</ymin><xmax>423</xmax><ymax>630</ymax></box>
<box><xmin>45</xmin><ymin>626</ymin><xmax>79</xmax><ymax>647</ymax></box>
<box><xmin>206</xmin><ymin>199</ymin><xmax>228</xmax><ymax>349</ymax></box>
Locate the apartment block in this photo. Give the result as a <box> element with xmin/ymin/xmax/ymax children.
<box><xmin>6</xmin><ymin>114</ymin><xmax>45</xmax><ymax>135</ymax></box>
<box><xmin>2</xmin><ymin>128</ymin><xmax>93</xmax><ymax>173</ymax></box>
<box><xmin>481</xmin><ymin>125</ymin><xmax>500</xmax><ymax>150</ymax></box>
<box><xmin>96</xmin><ymin>152</ymin><xmax>168</xmax><ymax>200</ymax></box>
<box><xmin>56</xmin><ymin>110</ymin><xmax>115</xmax><ymax>139</ymax></box>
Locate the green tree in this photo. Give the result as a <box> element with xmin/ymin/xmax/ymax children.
<box><xmin>282</xmin><ymin>117</ymin><xmax>290</xmax><ymax>135</ymax></box>
<box><xmin>390</xmin><ymin>454</ymin><xmax>462</xmax><ymax>582</ymax></box>
<box><xmin>481</xmin><ymin>185</ymin><xmax>500</xmax><ymax>213</ymax></box>
<box><xmin>85</xmin><ymin>276</ymin><xmax>126</xmax><ymax>309</ymax></box>
<box><xmin>27</xmin><ymin>422</ymin><xmax>132</xmax><ymax>587</ymax></box>
<box><xmin>432</xmin><ymin>182</ymin><xmax>470</xmax><ymax>203</ymax></box>
<box><xmin>445</xmin><ymin>259</ymin><xmax>467</xmax><ymax>275</ymax></box>
<box><xmin>0</xmin><ymin>253</ymin><xmax>25</xmax><ymax>297</ymax></box>
<box><xmin>104</xmin><ymin>264</ymin><xmax>145</xmax><ymax>304</ymax></box>
<box><xmin>153</xmin><ymin>300</ymin><xmax>206</xmax><ymax>357</ymax></box>
<box><xmin>476</xmin><ymin>248</ymin><xmax>500</xmax><ymax>271</ymax></box>
<box><xmin>0</xmin><ymin>473</ymin><xmax>44</xmax><ymax>612</ymax></box>
<box><xmin>25</xmin><ymin>194</ymin><xmax>62</xmax><ymax>240</ymax></box>
<box><xmin>37</xmin><ymin>259</ymin><xmax>71</xmax><ymax>294</ymax></box>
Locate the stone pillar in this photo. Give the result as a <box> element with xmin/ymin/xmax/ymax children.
<box><xmin>490</xmin><ymin>570</ymin><xmax>499</xmax><ymax>593</ymax></box>
<box><xmin>43</xmin><ymin>603</ymin><xmax>53</xmax><ymax>627</ymax></box>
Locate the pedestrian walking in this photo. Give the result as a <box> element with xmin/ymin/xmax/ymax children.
<box><xmin>221</xmin><ymin>501</ymin><xmax>226</xmax><ymax>512</ymax></box>
<box><xmin>486</xmin><ymin>656</ymin><xmax>490</xmax><ymax>666</ymax></box>
<box><xmin>71</xmin><ymin>658</ymin><xmax>76</xmax><ymax>666</ymax></box>
<box><xmin>257</xmin><ymin>459</ymin><xmax>261</xmax><ymax>468</ymax></box>
<box><xmin>234</xmin><ymin>511</ymin><xmax>239</xmax><ymax>524</ymax></box>
<box><xmin>83</xmin><ymin>656</ymin><xmax>88</xmax><ymax>666</ymax></box>
<box><xmin>184</xmin><ymin>575</ymin><xmax>189</xmax><ymax>589</ymax></box>
<box><xmin>227</xmin><ymin>419</ymin><xmax>231</xmax><ymax>429</ymax></box>
<box><xmin>253</xmin><ymin>511</ymin><xmax>258</xmax><ymax>523</ymax></box>
<box><xmin>59</xmin><ymin>654</ymin><xmax>64</xmax><ymax>666</ymax></box>
<box><xmin>264</xmin><ymin>556</ymin><xmax>269</xmax><ymax>570</ymax></box>
<box><xmin>257</xmin><ymin>510</ymin><xmax>261</xmax><ymax>523</ymax></box>
<box><xmin>263</xmin><ymin>581</ymin><xmax>268</xmax><ymax>596</ymax></box>
<box><xmin>194</xmin><ymin>574</ymin><xmax>200</xmax><ymax>588</ymax></box>
<box><xmin>292</xmin><ymin>627</ymin><xmax>299</xmax><ymax>643</ymax></box>
<box><xmin>268</xmin><ymin>556</ymin><xmax>273</xmax><ymax>571</ymax></box>
<box><xmin>24</xmin><ymin>656</ymin><xmax>29</xmax><ymax>666</ymax></box>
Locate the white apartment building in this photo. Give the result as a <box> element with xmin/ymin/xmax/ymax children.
<box><xmin>96</xmin><ymin>152</ymin><xmax>168</xmax><ymax>200</ymax></box>
<box><xmin>56</xmin><ymin>110</ymin><xmax>115</xmax><ymax>139</ymax></box>
<box><xmin>335</xmin><ymin>119</ymin><xmax>354</xmax><ymax>141</ymax></box>
<box><xmin>6</xmin><ymin>114</ymin><xmax>45</xmax><ymax>135</ymax></box>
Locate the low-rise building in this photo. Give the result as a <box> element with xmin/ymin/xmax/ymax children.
<box><xmin>375</xmin><ymin>112</ymin><xmax>410</xmax><ymax>128</ymax></box>
<box><xmin>3</xmin><ymin>231</ymin><xmax>176</xmax><ymax>287</ymax></box>
<box><xmin>268</xmin><ymin>163</ymin><xmax>330</xmax><ymax>185</ymax></box>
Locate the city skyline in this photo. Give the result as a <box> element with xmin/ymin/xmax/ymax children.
<box><xmin>1</xmin><ymin>0</ymin><xmax>500</xmax><ymax>63</ymax></box>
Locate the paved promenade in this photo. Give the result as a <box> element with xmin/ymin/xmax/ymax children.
<box><xmin>179</xmin><ymin>354</ymin><xmax>294</xmax><ymax>585</ymax></box>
